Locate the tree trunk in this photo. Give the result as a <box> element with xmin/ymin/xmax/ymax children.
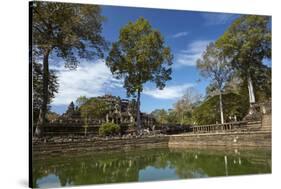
<box><xmin>35</xmin><ymin>49</ymin><xmax>50</xmax><ymax>137</ymax></box>
<box><xmin>219</xmin><ymin>91</ymin><xmax>224</xmax><ymax>124</ymax></box>
<box><xmin>136</xmin><ymin>89</ymin><xmax>141</xmax><ymax>130</ymax></box>
<box><xmin>247</xmin><ymin>75</ymin><xmax>255</xmax><ymax>104</ymax></box>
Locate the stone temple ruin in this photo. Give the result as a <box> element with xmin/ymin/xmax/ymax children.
<box><xmin>50</xmin><ymin>95</ymin><xmax>156</xmax><ymax>131</ymax></box>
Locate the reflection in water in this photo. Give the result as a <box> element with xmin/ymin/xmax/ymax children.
<box><xmin>33</xmin><ymin>147</ymin><xmax>271</xmax><ymax>188</ymax></box>
<box><xmin>139</xmin><ymin>165</ymin><xmax>179</xmax><ymax>181</ymax></box>
<box><xmin>224</xmin><ymin>156</ymin><xmax>228</xmax><ymax>176</ymax></box>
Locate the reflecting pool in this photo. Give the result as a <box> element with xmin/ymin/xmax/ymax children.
<box><xmin>32</xmin><ymin>147</ymin><xmax>271</xmax><ymax>188</ymax></box>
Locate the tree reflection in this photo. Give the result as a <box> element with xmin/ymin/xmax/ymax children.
<box><xmin>33</xmin><ymin>147</ymin><xmax>271</xmax><ymax>187</ymax></box>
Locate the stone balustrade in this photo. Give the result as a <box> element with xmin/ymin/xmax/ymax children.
<box><xmin>192</xmin><ymin>121</ymin><xmax>261</xmax><ymax>134</ymax></box>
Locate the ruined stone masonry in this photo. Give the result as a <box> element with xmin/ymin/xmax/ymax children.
<box><xmin>43</xmin><ymin>95</ymin><xmax>156</xmax><ymax>136</ymax></box>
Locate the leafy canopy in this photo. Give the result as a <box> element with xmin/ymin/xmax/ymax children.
<box><xmin>193</xmin><ymin>93</ymin><xmax>249</xmax><ymax>125</ymax></box>
<box><xmin>197</xmin><ymin>42</ymin><xmax>233</xmax><ymax>92</ymax></box>
<box><xmin>173</xmin><ymin>87</ymin><xmax>202</xmax><ymax>125</ymax></box>
<box><xmin>76</xmin><ymin>96</ymin><xmax>88</xmax><ymax>107</ymax></box>
<box><xmin>106</xmin><ymin>17</ymin><xmax>173</xmax><ymax>96</ymax></box>
<box><xmin>151</xmin><ymin>109</ymin><xmax>169</xmax><ymax>124</ymax></box>
<box><xmin>32</xmin><ymin>1</ymin><xmax>108</xmax><ymax>68</ymax></box>
<box><xmin>79</xmin><ymin>98</ymin><xmax>110</xmax><ymax>120</ymax></box>
<box><xmin>216</xmin><ymin>15</ymin><xmax>271</xmax><ymax>78</ymax></box>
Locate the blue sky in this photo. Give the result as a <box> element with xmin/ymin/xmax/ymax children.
<box><xmin>49</xmin><ymin>5</ymin><xmax>267</xmax><ymax>114</ymax></box>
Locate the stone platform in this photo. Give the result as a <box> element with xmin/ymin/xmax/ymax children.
<box><xmin>168</xmin><ymin>131</ymin><xmax>271</xmax><ymax>148</ymax></box>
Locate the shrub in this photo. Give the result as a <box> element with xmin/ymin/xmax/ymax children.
<box><xmin>99</xmin><ymin>123</ymin><xmax>120</xmax><ymax>136</ymax></box>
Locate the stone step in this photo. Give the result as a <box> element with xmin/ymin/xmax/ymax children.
<box><xmin>260</xmin><ymin>126</ymin><xmax>271</xmax><ymax>131</ymax></box>
<box><xmin>261</xmin><ymin>114</ymin><xmax>271</xmax><ymax>131</ymax></box>
<box><xmin>262</xmin><ymin>121</ymin><xmax>271</xmax><ymax>125</ymax></box>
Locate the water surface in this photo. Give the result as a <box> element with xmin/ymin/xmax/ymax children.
<box><xmin>32</xmin><ymin>147</ymin><xmax>271</xmax><ymax>188</ymax></box>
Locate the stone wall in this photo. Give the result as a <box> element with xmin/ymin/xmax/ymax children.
<box><xmin>33</xmin><ymin>130</ymin><xmax>271</xmax><ymax>155</ymax></box>
<box><xmin>168</xmin><ymin>114</ymin><xmax>271</xmax><ymax>148</ymax></box>
<box><xmin>168</xmin><ymin>131</ymin><xmax>271</xmax><ymax>148</ymax></box>
<box><xmin>32</xmin><ymin>135</ymin><xmax>169</xmax><ymax>155</ymax></box>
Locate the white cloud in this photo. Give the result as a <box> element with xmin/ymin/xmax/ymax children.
<box><xmin>175</xmin><ymin>40</ymin><xmax>212</xmax><ymax>67</ymax></box>
<box><xmin>50</xmin><ymin>59</ymin><xmax>122</xmax><ymax>105</ymax></box>
<box><xmin>143</xmin><ymin>84</ymin><xmax>194</xmax><ymax>100</ymax></box>
<box><xmin>201</xmin><ymin>13</ymin><xmax>236</xmax><ymax>25</ymax></box>
<box><xmin>172</xmin><ymin>31</ymin><xmax>189</xmax><ymax>38</ymax></box>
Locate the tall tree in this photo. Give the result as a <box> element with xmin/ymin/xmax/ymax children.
<box><xmin>197</xmin><ymin>42</ymin><xmax>233</xmax><ymax>124</ymax></box>
<box><xmin>106</xmin><ymin>17</ymin><xmax>173</xmax><ymax>129</ymax></box>
<box><xmin>216</xmin><ymin>15</ymin><xmax>271</xmax><ymax>106</ymax></box>
<box><xmin>32</xmin><ymin>62</ymin><xmax>59</xmax><ymax>125</ymax></box>
<box><xmin>173</xmin><ymin>87</ymin><xmax>201</xmax><ymax>125</ymax></box>
<box><xmin>31</xmin><ymin>1</ymin><xmax>107</xmax><ymax>136</ymax></box>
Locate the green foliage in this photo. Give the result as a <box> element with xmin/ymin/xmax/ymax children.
<box><xmin>79</xmin><ymin>98</ymin><xmax>110</xmax><ymax>122</ymax></box>
<box><xmin>151</xmin><ymin>108</ymin><xmax>194</xmax><ymax>125</ymax></box>
<box><xmin>32</xmin><ymin>1</ymin><xmax>107</xmax><ymax>65</ymax></box>
<box><xmin>196</xmin><ymin>42</ymin><xmax>233</xmax><ymax>123</ymax></box>
<box><xmin>224</xmin><ymin>66</ymin><xmax>271</xmax><ymax>103</ymax></box>
<box><xmin>216</xmin><ymin>15</ymin><xmax>271</xmax><ymax>84</ymax></box>
<box><xmin>166</xmin><ymin>110</ymin><xmax>178</xmax><ymax>124</ymax></box>
<box><xmin>223</xmin><ymin>73</ymin><xmax>243</xmax><ymax>95</ymax></box>
<box><xmin>106</xmin><ymin>17</ymin><xmax>173</xmax><ymax>128</ymax></box>
<box><xmin>99</xmin><ymin>123</ymin><xmax>120</xmax><ymax>136</ymax></box>
<box><xmin>76</xmin><ymin>96</ymin><xmax>88</xmax><ymax>107</ymax></box>
<box><xmin>173</xmin><ymin>87</ymin><xmax>201</xmax><ymax>125</ymax></box>
<box><xmin>151</xmin><ymin>109</ymin><xmax>168</xmax><ymax>124</ymax></box>
<box><xmin>106</xmin><ymin>17</ymin><xmax>173</xmax><ymax>96</ymax></box>
<box><xmin>193</xmin><ymin>93</ymin><xmax>249</xmax><ymax>125</ymax></box>
<box><xmin>32</xmin><ymin>62</ymin><xmax>59</xmax><ymax>124</ymax></box>
<box><xmin>197</xmin><ymin>42</ymin><xmax>233</xmax><ymax>91</ymax></box>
